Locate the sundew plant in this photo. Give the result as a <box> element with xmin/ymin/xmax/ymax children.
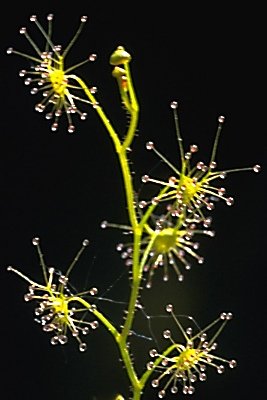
<box><xmin>6</xmin><ymin>14</ymin><xmax>261</xmax><ymax>400</ymax></box>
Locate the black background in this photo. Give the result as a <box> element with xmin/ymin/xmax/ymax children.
<box><xmin>0</xmin><ymin>1</ymin><xmax>266</xmax><ymax>400</ymax></box>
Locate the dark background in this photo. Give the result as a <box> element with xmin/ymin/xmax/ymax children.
<box><xmin>0</xmin><ymin>1</ymin><xmax>266</xmax><ymax>400</ymax></box>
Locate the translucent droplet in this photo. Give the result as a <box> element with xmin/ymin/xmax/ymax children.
<box><xmin>138</xmin><ymin>200</ymin><xmax>147</xmax><ymax>209</ymax></box>
<box><xmin>149</xmin><ymin>349</ymin><xmax>158</xmax><ymax>357</ymax></box>
<box><xmin>226</xmin><ymin>197</ymin><xmax>234</xmax><ymax>206</ymax></box>
<box><xmin>116</xmin><ymin>243</ymin><xmax>124</xmax><ymax>251</ymax></box>
<box><xmin>170</xmin><ymin>101</ymin><xmax>178</xmax><ymax>109</ymax></box>
<box><xmin>6</xmin><ymin>47</ymin><xmax>14</xmax><ymax>55</ymax></box>
<box><xmin>141</xmin><ymin>174</ymin><xmax>149</xmax><ymax>183</ymax></box>
<box><xmin>80</xmin><ymin>113</ymin><xmax>87</xmax><ymax>120</ymax></box>
<box><xmin>218</xmin><ymin>115</ymin><xmax>225</xmax><ymax>124</ymax></box>
<box><xmin>229</xmin><ymin>359</ymin><xmax>237</xmax><ymax>368</ymax></box>
<box><xmin>217</xmin><ymin>365</ymin><xmax>225</xmax><ymax>374</ymax></box>
<box><xmin>19</xmin><ymin>27</ymin><xmax>27</xmax><ymax>34</ymax></box>
<box><xmin>226</xmin><ymin>312</ymin><xmax>233</xmax><ymax>320</ymax></box>
<box><xmin>90</xmin><ymin>321</ymin><xmax>99</xmax><ymax>329</ymax></box>
<box><xmin>51</xmin><ymin>122</ymin><xmax>58</xmax><ymax>132</ymax></box>
<box><xmin>24</xmin><ymin>77</ymin><xmax>32</xmax><ymax>86</ymax></box>
<box><xmin>82</xmin><ymin>327</ymin><xmax>89</xmax><ymax>335</ymax></box>
<box><xmin>89</xmin><ymin>287</ymin><xmax>98</xmax><ymax>296</ymax></box>
<box><xmin>58</xmin><ymin>275</ymin><xmax>68</xmax><ymax>285</ymax></box>
<box><xmin>54</xmin><ymin>45</ymin><xmax>62</xmax><ymax>52</ymax></box>
<box><xmin>24</xmin><ymin>293</ymin><xmax>33</xmax><ymax>302</ymax></box>
<box><xmin>89</xmin><ymin>53</ymin><xmax>97</xmax><ymax>61</ymax></box>
<box><xmin>188</xmin><ymin>386</ymin><xmax>195</xmax><ymax>394</ymax></box>
<box><xmin>186</xmin><ymin>327</ymin><xmax>193</xmax><ymax>335</ymax></box>
<box><xmin>146</xmin><ymin>141</ymin><xmax>154</xmax><ymax>150</ymax></box>
<box><xmin>81</xmin><ymin>15</ymin><xmax>88</xmax><ymax>22</ymax></box>
<box><xmin>190</xmin><ymin>144</ymin><xmax>198</xmax><ymax>153</ymax></box>
<box><xmin>101</xmin><ymin>220</ymin><xmax>108</xmax><ymax>229</ymax></box>
<box><xmin>50</xmin><ymin>336</ymin><xmax>59</xmax><ymax>345</ymax></box>
<box><xmin>79</xmin><ymin>343</ymin><xmax>87</xmax><ymax>352</ymax></box>
<box><xmin>35</xmin><ymin>307</ymin><xmax>43</xmax><ymax>316</ymax></box>
<box><xmin>158</xmin><ymin>390</ymin><xmax>166</xmax><ymax>398</ymax></box>
<box><xmin>220</xmin><ymin>312</ymin><xmax>227</xmax><ymax>320</ymax></box>
<box><xmin>146</xmin><ymin>361</ymin><xmax>154</xmax><ymax>370</ymax></box>
<box><xmin>253</xmin><ymin>164</ymin><xmax>261</xmax><ymax>173</ymax></box>
<box><xmin>58</xmin><ymin>334</ymin><xmax>68</xmax><ymax>344</ymax></box>
<box><xmin>171</xmin><ymin>386</ymin><xmax>178</xmax><ymax>394</ymax></box>
<box><xmin>166</xmin><ymin>304</ymin><xmax>173</xmax><ymax>313</ymax></box>
<box><xmin>68</xmin><ymin>124</ymin><xmax>75</xmax><ymax>133</ymax></box>
<box><xmin>199</xmin><ymin>372</ymin><xmax>207</xmax><ymax>381</ymax></box>
<box><xmin>32</xmin><ymin>237</ymin><xmax>40</xmax><ymax>246</ymax></box>
<box><xmin>163</xmin><ymin>329</ymin><xmax>171</xmax><ymax>339</ymax></box>
<box><xmin>90</xmin><ymin>86</ymin><xmax>97</xmax><ymax>94</ymax></box>
<box><xmin>209</xmin><ymin>161</ymin><xmax>217</xmax><ymax>169</ymax></box>
<box><xmin>83</xmin><ymin>239</ymin><xmax>89</xmax><ymax>246</ymax></box>
<box><xmin>47</xmin><ymin>14</ymin><xmax>54</xmax><ymax>21</ymax></box>
<box><xmin>183</xmin><ymin>386</ymin><xmax>188</xmax><ymax>395</ymax></box>
<box><xmin>151</xmin><ymin>379</ymin><xmax>159</xmax><ymax>388</ymax></box>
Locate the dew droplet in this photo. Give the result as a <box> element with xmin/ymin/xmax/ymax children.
<box><xmin>81</xmin><ymin>15</ymin><xmax>88</xmax><ymax>22</ymax></box>
<box><xmin>218</xmin><ymin>115</ymin><xmax>225</xmax><ymax>124</ymax></box>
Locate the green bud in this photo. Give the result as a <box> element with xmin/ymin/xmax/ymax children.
<box><xmin>110</xmin><ymin>46</ymin><xmax>131</xmax><ymax>66</ymax></box>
